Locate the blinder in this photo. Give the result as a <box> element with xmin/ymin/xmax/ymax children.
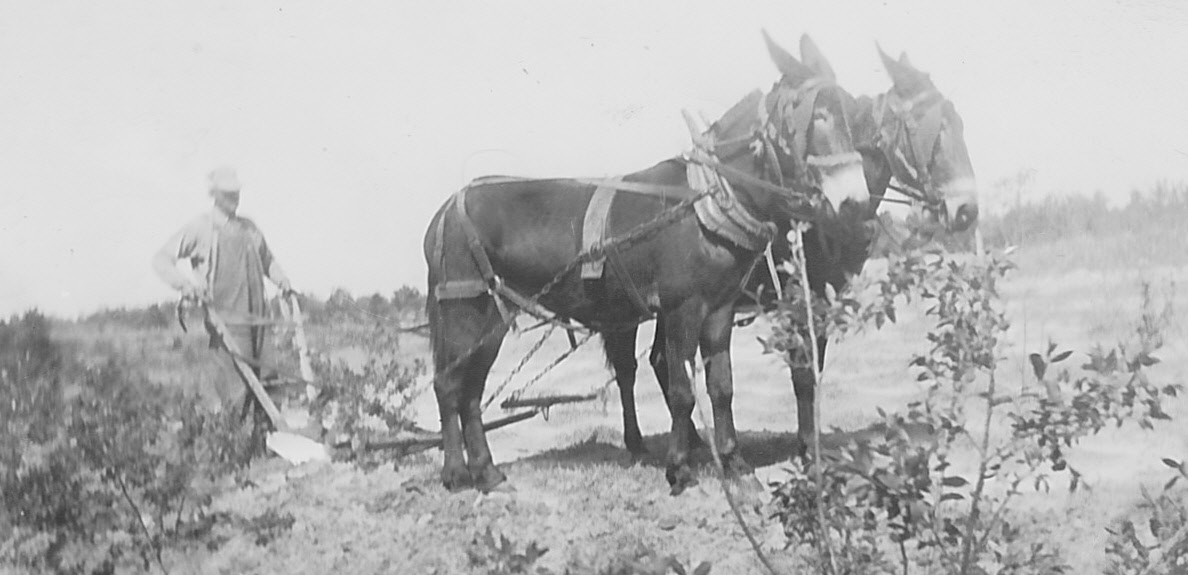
<box><xmin>878</xmin><ymin>89</ymin><xmax>950</xmax><ymax>208</ymax></box>
<box><xmin>757</xmin><ymin>78</ymin><xmax>865</xmax><ymax>205</ymax></box>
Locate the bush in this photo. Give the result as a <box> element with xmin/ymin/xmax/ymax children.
<box><xmin>1</xmin><ymin>311</ymin><xmax>253</xmax><ymax>574</ymax></box>
<box><xmin>764</xmin><ymin>246</ymin><xmax>1179</xmax><ymax>574</ymax></box>
<box><xmin>289</xmin><ymin>305</ymin><xmax>426</xmax><ymax>467</ymax></box>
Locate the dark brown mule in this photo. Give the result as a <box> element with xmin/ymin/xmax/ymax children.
<box><xmin>615</xmin><ymin>41</ymin><xmax>981</xmax><ymax>460</ymax></box>
<box><xmin>605</xmin><ymin>34</ymin><xmax>871</xmax><ymax>465</ymax></box>
<box><xmin>423</xmin><ymin>33</ymin><xmax>870</xmax><ymax>494</ymax></box>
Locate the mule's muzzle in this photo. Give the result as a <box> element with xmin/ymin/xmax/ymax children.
<box><xmin>939</xmin><ymin>177</ymin><xmax>978</xmax><ymax>232</ymax></box>
<box><xmin>815</xmin><ymin>158</ymin><xmax>869</xmax><ymax>217</ymax></box>
<box><xmin>950</xmin><ymin>203</ymin><xmax>978</xmax><ymax>232</ymax></box>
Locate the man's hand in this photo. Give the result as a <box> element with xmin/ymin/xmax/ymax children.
<box><xmin>180</xmin><ymin>283</ymin><xmax>204</xmax><ymax>302</ymax></box>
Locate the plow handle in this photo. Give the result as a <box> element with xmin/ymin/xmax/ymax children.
<box><xmin>205</xmin><ymin>306</ymin><xmax>290</xmax><ymax>433</ymax></box>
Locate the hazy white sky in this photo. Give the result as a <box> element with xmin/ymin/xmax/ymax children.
<box><xmin>2</xmin><ymin>0</ymin><xmax>1186</xmax><ymax>317</ymax></box>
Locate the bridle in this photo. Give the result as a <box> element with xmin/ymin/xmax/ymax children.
<box><xmin>871</xmin><ymin>88</ymin><xmax>952</xmax><ymax>211</ymax></box>
<box><xmin>691</xmin><ymin>77</ymin><xmax>866</xmax><ymax>216</ymax></box>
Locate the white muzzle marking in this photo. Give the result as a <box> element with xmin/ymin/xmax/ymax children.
<box><xmin>941</xmin><ymin>176</ymin><xmax>978</xmax><ymax>220</ymax></box>
<box><xmin>818</xmin><ymin>160</ymin><xmax>869</xmax><ymax>212</ymax></box>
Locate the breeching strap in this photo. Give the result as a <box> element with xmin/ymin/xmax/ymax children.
<box><xmin>453</xmin><ymin>191</ymin><xmax>496</xmax><ymax>285</ymax></box>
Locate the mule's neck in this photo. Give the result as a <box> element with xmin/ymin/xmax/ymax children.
<box><xmin>851</xmin><ymin>94</ymin><xmax>894</xmax><ymax>213</ymax></box>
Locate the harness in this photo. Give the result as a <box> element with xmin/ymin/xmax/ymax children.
<box><xmin>430</xmin><ymin>77</ymin><xmax>861</xmax><ymax>332</ymax></box>
<box><xmin>872</xmin><ymin>89</ymin><xmax>950</xmax><ymax>208</ymax></box>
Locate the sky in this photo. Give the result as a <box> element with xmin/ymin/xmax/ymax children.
<box><xmin>2</xmin><ymin>0</ymin><xmax>1187</xmax><ymax>318</ymax></box>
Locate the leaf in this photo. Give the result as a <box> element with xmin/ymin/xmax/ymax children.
<box><xmin>1162</xmin><ymin>458</ymin><xmax>1181</xmax><ymax>469</ymax></box>
<box><xmin>669</xmin><ymin>557</ymin><xmax>688</xmax><ymax>575</ymax></box>
<box><xmin>1028</xmin><ymin>353</ymin><xmax>1047</xmax><ymax>381</ymax></box>
<box><xmin>941</xmin><ymin>476</ymin><xmax>969</xmax><ymax>488</ymax></box>
<box><xmin>940</xmin><ymin>493</ymin><xmax>966</xmax><ymax>501</ymax></box>
<box><xmin>525</xmin><ymin>542</ymin><xmax>548</xmax><ymax>563</ymax></box>
<box><xmin>693</xmin><ymin>561</ymin><xmax>713</xmax><ymax>575</ymax></box>
<box><xmin>1051</xmin><ymin>350</ymin><xmax>1073</xmax><ymax>363</ymax></box>
<box><xmin>991</xmin><ymin>396</ymin><xmax>1013</xmax><ymax>407</ymax></box>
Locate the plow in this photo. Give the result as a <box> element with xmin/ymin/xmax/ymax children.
<box><xmin>177</xmin><ymin>293</ymin><xmax>605</xmax><ymax>465</ymax></box>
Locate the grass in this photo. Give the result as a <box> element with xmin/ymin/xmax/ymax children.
<box><xmin>31</xmin><ymin>218</ymin><xmax>1188</xmax><ymax>573</ymax></box>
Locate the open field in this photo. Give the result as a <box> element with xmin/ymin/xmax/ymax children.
<box><xmin>33</xmin><ymin>228</ymin><xmax>1188</xmax><ymax>574</ymax></box>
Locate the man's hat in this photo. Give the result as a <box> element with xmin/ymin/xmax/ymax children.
<box><xmin>208</xmin><ymin>167</ymin><xmax>241</xmax><ymax>193</ymax></box>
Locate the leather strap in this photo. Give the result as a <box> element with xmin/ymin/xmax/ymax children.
<box><xmin>580</xmin><ymin>177</ymin><xmax>620</xmax><ymax>279</ymax></box>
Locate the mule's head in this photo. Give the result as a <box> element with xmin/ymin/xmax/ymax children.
<box><xmin>877</xmin><ymin>46</ymin><xmax>978</xmax><ymax>232</ymax></box>
<box><xmin>759</xmin><ymin>32</ymin><xmax>872</xmax><ymax>225</ymax></box>
<box><xmin>761</xmin><ymin>32</ymin><xmax>875</xmax><ymax>279</ymax></box>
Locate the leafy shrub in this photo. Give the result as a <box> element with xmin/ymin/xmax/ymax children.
<box><xmin>467</xmin><ymin>528</ymin><xmax>549</xmax><ymax>574</ymax></box>
<box><xmin>295</xmin><ymin>312</ymin><xmax>427</xmax><ymax>467</ymax></box>
<box><xmin>1</xmin><ymin>310</ymin><xmax>254</xmax><ymax>574</ymax></box>
<box><xmin>764</xmin><ymin>246</ymin><xmax>1179</xmax><ymax>574</ymax></box>
<box><xmin>1104</xmin><ymin>460</ymin><xmax>1188</xmax><ymax>575</ymax></box>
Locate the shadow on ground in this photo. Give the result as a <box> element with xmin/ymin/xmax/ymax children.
<box><xmin>514</xmin><ymin>420</ymin><xmax>937</xmax><ymax>471</ymax></box>
<box><xmin>515</xmin><ymin>429</ymin><xmax>804</xmax><ymax>471</ymax></box>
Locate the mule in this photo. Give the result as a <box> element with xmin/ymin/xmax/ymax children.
<box><xmin>423</xmin><ymin>33</ymin><xmax>870</xmax><ymax>494</ymax></box>
<box><xmin>610</xmin><ymin>40</ymin><xmax>980</xmax><ymax>461</ymax></box>
<box><xmin>779</xmin><ymin>45</ymin><xmax>980</xmax><ymax>448</ymax></box>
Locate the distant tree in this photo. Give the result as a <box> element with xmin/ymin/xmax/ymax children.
<box><xmin>325</xmin><ymin>288</ymin><xmax>356</xmax><ymax>320</ymax></box>
<box><xmin>364</xmin><ymin>293</ymin><xmax>388</xmax><ymax>319</ymax></box>
<box><xmin>391</xmin><ymin>286</ymin><xmax>425</xmax><ymax>317</ymax></box>
<box><xmin>0</xmin><ymin>310</ymin><xmax>60</xmax><ymax>381</ymax></box>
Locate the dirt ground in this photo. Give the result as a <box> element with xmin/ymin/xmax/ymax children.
<box><xmin>172</xmin><ymin>241</ymin><xmax>1188</xmax><ymax>574</ymax></box>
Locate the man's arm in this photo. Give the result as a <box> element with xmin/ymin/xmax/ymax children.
<box><xmin>152</xmin><ymin>224</ymin><xmax>204</xmax><ymax>298</ymax></box>
<box><xmin>255</xmin><ymin>227</ymin><xmax>294</xmax><ymax>295</ymax></box>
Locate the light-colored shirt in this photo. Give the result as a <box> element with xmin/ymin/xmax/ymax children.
<box><xmin>153</xmin><ymin>208</ymin><xmax>289</xmax><ymax>316</ymax></box>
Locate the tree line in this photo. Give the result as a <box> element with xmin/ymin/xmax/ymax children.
<box><xmin>871</xmin><ymin>180</ymin><xmax>1188</xmax><ymax>256</ymax></box>
<box><xmin>77</xmin><ymin>285</ymin><xmax>426</xmax><ymax>330</ymax></box>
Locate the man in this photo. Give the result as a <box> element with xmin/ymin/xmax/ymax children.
<box><xmin>152</xmin><ymin>167</ymin><xmax>295</xmax><ymax>426</ymax></box>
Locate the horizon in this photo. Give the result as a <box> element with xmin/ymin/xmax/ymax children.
<box><xmin>3</xmin><ymin>0</ymin><xmax>1187</xmax><ymax>317</ymax></box>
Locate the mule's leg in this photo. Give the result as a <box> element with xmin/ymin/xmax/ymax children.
<box><xmin>603</xmin><ymin>328</ymin><xmax>646</xmax><ymax>458</ymax></box>
<box><xmin>430</xmin><ymin>298</ymin><xmax>471</xmax><ymax>491</ymax></box>
<box><xmin>431</xmin><ymin>297</ymin><xmax>507</xmax><ymax>491</ymax></box>
<box><xmin>649</xmin><ymin>322</ymin><xmax>705</xmax><ymax>451</ymax></box>
<box><xmin>700</xmin><ymin>305</ymin><xmax>752</xmax><ymax>478</ymax></box>
<box><xmin>661</xmin><ymin>303</ymin><xmax>706</xmax><ymax>495</ymax></box>
<box><xmin>791</xmin><ymin>334</ymin><xmax>829</xmax><ymax>458</ymax></box>
<box><xmin>459</xmin><ymin>320</ymin><xmax>509</xmax><ymax>492</ymax></box>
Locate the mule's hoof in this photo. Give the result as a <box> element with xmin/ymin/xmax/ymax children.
<box><xmin>624</xmin><ymin>447</ymin><xmax>649</xmax><ymax>467</ymax></box>
<box><xmin>473</xmin><ymin>465</ymin><xmax>508</xmax><ymax>494</ymax></box>
<box><xmin>722</xmin><ymin>453</ymin><xmax>754</xmax><ymax>479</ymax></box>
<box><xmin>442</xmin><ymin>467</ymin><xmax>473</xmax><ymax>492</ymax></box>
<box><xmin>666</xmin><ymin>464</ymin><xmax>698</xmax><ymax>496</ymax></box>
<box><xmin>669</xmin><ymin>477</ymin><xmax>699</xmax><ymax>496</ymax></box>
<box><xmin>730</xmin><ymin>474</ymin><xmax>766</xmax><ymax>499</ymax></box>
<box><xmin>624</xmin><ymin>437</ymin><xmax>647</xmax><ymax>458</ymax></box>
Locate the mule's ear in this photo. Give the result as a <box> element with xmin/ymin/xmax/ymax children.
<box><xmin>878</xmin><ymin>42</ymin><xmax>920</xmax><ymax>92</ymax></box>
<box><xmin>899</xmin><ymin>51</ymin><xmax>914</xmax><ymax>69</ymax></box>
<box><xmin>799</xmin><ymin>34</ymin><xmax>836</xmax><ymax>81</ymax></box>
<box><xmin>763</xmin><ymin>29</ymin><xmax>811</xmax><ymax>82</ymax></box>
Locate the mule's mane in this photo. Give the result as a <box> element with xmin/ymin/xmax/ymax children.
<box><xmin>711</xmin><ymin>90</ymin><xmax>765</xmax><ymax>143</ymax></box>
